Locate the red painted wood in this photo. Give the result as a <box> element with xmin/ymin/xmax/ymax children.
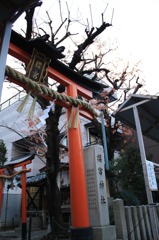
<box><xmin>67</xmin><ymin>84</ymin><xmax>90</xmax><ymax>228</ymax></box>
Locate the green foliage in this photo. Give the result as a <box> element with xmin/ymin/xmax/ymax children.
<box><xmin>0</xmin><ymin>139</ymin><xmax>7</xmax><ymax>167</ymax></box>
<box><xmin>110</xmin><ymin>147</ymin><xmax>148</xmax><ymax>205</ymax></box>
<box><xmin>118</xmin><ymin>191</ymin><xmax>140</xmax><ymax>206</ymax></box>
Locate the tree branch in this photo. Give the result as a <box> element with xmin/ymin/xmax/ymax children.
<box><xmin>69</xmin><ymin>22</ymin><xmax>112</xmax><ymax>70</ymax></box>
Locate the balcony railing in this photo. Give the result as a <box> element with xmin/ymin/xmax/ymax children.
<box><xmin>0</xmin><ymin>91</ymin><xmax>26</xmax><ymax>111</ymax></box>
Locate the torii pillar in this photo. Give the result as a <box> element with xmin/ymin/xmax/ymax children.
<box><xmin>13</xmin><ymin>160</ymin><xmax>32</xmax><ymax>240</ymax></box>
<box><xmin>0</xmin><ymin>160</ymin><xmax>31</xmax><ymax>240</ymax></box>
<box><xmin>67</xmin><ymin>84</ymin><xmax>93</xmax><ymax>239</ymax></box>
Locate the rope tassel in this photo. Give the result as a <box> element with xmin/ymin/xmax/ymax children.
<box><xmin>17</xmin><ymin>92</ymin><xmax>37</xmax><ymax>119</ymax></box>
<box><xmin>28</xmin><ymin>96</ymin><xmax>37</xmax><ymax>119</ymax></box>
<box><xmin>68</xmin><ymin>106</ymin><xmax>79</xmax><ymax>129</ymax></box>
<box><xmin>17</xmin><ymin>91</ymin><xmax>31</xmax><ymax>113</ymax></box>
<box><xmin>68</xmin><ymin>106</ymin><xmax>74</xmax><ymax>129</ymax></box>
<box><xmin>74</xmin><ymin>106</ymin><xmax>79</xmax><ymax>128</ymax></box>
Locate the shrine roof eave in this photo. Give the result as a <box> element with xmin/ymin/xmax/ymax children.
<box><xmin>112</xmin><ymin>94</ymin><xmax>159</xmax><ymax>143</ymax></box>
<box><xmin>10</xmin><ymin>30</ymin><xmax>107</xmax><ymax>96</ymax></box>
<box><xmin>10</xmin><ymin>30</ymin><xmax>65</xmax><ymax>61</ymax></box>
<box><xmin>4</xmin><ymin>153</ymin><xmax>35</xmax><ymax>167</ymax></box>
<box><xmin>0</xmin><ymin>0</ymin><xmax>40</xmax><ymax>24</ymax></box>
<box><xmin>51</xmin><ymin>60</ymin><xmax>105</xmax><ymax>96</ymax></box>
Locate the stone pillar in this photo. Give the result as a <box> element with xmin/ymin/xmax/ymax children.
<box><xmin>113</xmin><ymin>198</ymin><xmax>128</xmax><ymax>240</ymax></box>
<box><xmin>84</xmin><ymin>145</ymin><xmax>116</xmax><ymax>240</ymax></box>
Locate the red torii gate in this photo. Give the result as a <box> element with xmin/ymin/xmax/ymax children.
<box><xmin>0</xmin><ymin>158</ymin><xmax>33</xmax><ymax>239</ymax></box>
<box><xmin>1</xmin><ymin>31</ymin><xmax>102</xmax><ymax>239</ymax></box>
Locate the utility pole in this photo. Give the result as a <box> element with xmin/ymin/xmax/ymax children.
<box><xmin>133</xmin><ymin>106</ymin><xmax>159</xmax><ymax>240</ymax></box>
<box><xmin>101</xmin><ymin>111</ymin><xmax>109</xmax><ymax>170</ymax></box>
<box><xmin>0</xmin><ymin>22</ymin><xmax>12</xmax><ymax>102</ymax></box>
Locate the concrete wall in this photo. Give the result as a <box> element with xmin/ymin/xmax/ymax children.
<box><xmin>1</xmin><ymin>192</ymin><xmax>21</xmax><ymax>228</ymax></box>
<box><xmin>0</xmin><ymin>97</ymin><xmax>42</xmax><ymax>161</ymax></box>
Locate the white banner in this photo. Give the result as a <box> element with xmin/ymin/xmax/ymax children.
<box><xmin>146</xmin><ymin>160</ymin><xmax>158</xmax><ymax>191</ymax></box>
<box><xmin>36</xmin><ymin>101</ymin><xmax>55</xmax><ymax>129</ymax></box>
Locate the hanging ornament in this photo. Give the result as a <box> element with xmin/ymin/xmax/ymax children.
<box><xmin>17</xmin><ymin>48</ymin><xmax>51</xmax><ymax>118</ymax></box>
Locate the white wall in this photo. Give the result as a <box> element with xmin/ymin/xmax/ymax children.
<box><xmin>0</xmin><ymin>96</ymin><xmax>42</xmax><ymax>161</ymax></box>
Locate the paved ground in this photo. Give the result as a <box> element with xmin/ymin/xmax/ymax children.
<box><xmin>0</xmin><ymin>229</ymin><xmax>48</xmax><ymax>239</ymax></box>
<box><xmin>0</xmin><ymin>229</ymin><xmax>70</xmax><ymax>239</ymax></box>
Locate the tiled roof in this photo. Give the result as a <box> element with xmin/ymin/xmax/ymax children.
<box><xmin>16</xmin><ymin>172</ymin><xmax>47</xmax><ymax>187</ymax></box>
<box><xmin>4</xmin><ymin>153</ymin><xmax>35</xmax><ymax>166</ymax></box>
<box><xmin>26</xmin><ymin>172</ymin><xmax>47</xmax><ymax>186</ymax></box>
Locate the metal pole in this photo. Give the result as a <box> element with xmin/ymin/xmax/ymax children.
<box><xmin>0</xmin><ymin>22</ymin><xmax>12</xmax><ymax>102</ymax></box>
<box><xmin>0</xmin><ymin>170</ymin><xmax>5</xmax><ymax>217</ymax></box>
<box><xmin>133</xmin><ymin>106</ymin><xmax>159</xmax><ymax>240</ymax></box>
<box><xmin>101</xmin><ymin>111</ymin><xmax>109</xmax><ymax>170</ymax></box>
<box><xmin>21</xmin><ymin>164</ymin><xmax>27</xmax><ymax>240</ymax></box>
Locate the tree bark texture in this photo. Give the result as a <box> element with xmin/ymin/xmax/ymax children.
<box><xmin>45</xmin><ymin>104</ymin><xmax>64</xmax><ymax>233</ymax></box>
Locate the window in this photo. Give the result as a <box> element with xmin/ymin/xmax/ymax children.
<box><xmin>85</xmin><ymin>123</ymin><xmax>101</xmax><ymax>146</ymax></box>
<box><xmin>12</xmin><ymin>138</ymin><xmax>31</xmax><ymax>159</ymax></box>
<box><xmin>60</xmin><ymin>135</ymin><xmax>68</xmax><ymax>147</ymax></box>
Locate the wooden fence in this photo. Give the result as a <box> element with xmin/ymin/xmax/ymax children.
<box><xmin>113</xmin><ymin>199</ymin><xmax>159</xmax><ymax>240</ymax></box>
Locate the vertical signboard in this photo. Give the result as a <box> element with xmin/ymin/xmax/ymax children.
<box><xmin>146</xmin><ymin>160</ymin><xmax>158</xmax><ymax>191</ymax></box>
